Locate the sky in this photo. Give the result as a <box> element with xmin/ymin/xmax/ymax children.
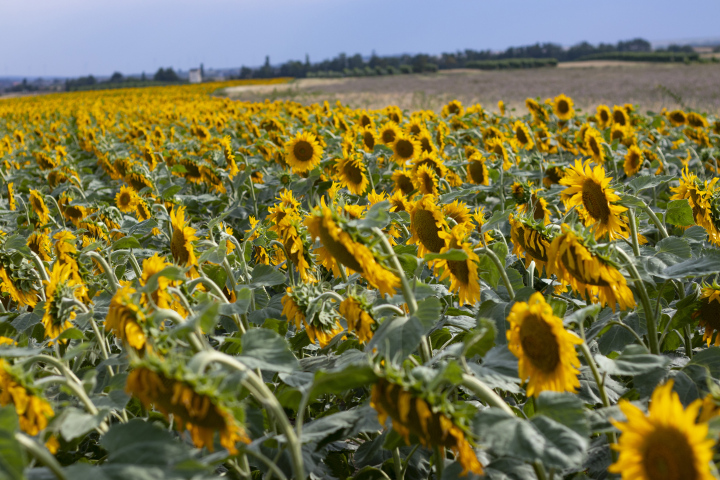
<box><xmin>2</xmin><ymin>0</ymin><xmax>720</xmax><ymax>78</ymax></box>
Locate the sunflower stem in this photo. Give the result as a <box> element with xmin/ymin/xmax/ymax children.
<box><xmin>238</xmin><ymin>446</ymin><xmax>288</xmax><ymax>480</ymax></box>
<box><xmin>34</xmin><ymin>375</ymin><xmax>109</xmax><ymax>433</ymax></box>
<box><xmin>82</xmin><ymin>251</ymin><xmax>119</xmax><ymax>294</ymax></box>
<box><xmin>614</xmin><ymin>247</ymin><xmax>659</xmax><ymax>354</ymax></box>
<box><xmin>312</xmin><ymin>291</ymin><xmax>344</xmax><ymax>304</ymax></box>
<box><xmin>186</xmin><ymin>276</ymin><xmax>229</xmax><ymax>303</ymax></box>
<box><xmin>474</xmin><ymin>246</ymin><xmax>515</xmax><ymax>300</ymax></box>
<box><xmin>392</xmin><ymin>448</ymin><xmax>403</xmax><ymax>480</ymax></box>
<box><xmin>28</xmin><ymin>251</ymin><xmax>50</xmax><ymax>283</ymax></box>
<box><xmin>372</xmin><ymin>304</ymin><xmax>405</xmax><ymax>316</ymax></box>
<box><xmin>112</xmin><ymin>250</ymin><xmax>143</xmax><ymax>279</ymax></box>
<box><xmin>188</xmin><ymin>351</ymin><xmax>305</xmax><ymax>480</ymax></box>
<box><xmin>532</xmin><ymin>461</ymin><xmax>548</xmax><ymax>480</ymax></box>
<box><xmin>638</xmin><ymin>201</ymin><xmax>669</xmax><ymax>239</ymax></box>
<box><xmin>44</xmin><ymin>194</ymin><xmax>66</xmax><ymax>229</ymax></box>
<box><xmin>15</xmin><ymin>433</ymin><xmax>67</xmax><ymax>480</ymax></box>
<box><xmin>527</xmin><ymin>260</ymin><xmax>535</xmax><ymax>289</ymax></box>
<box><xmin>460</xmin><ymin>373</ymin><xmax>514</xmax><ymax>415</ymax></box>
<box><xmin>247</xmin><ymin>175</ymin><xmax>259</xmax><ymax>219</ymax></box>
<box><xmin>63</xmin><ymin>298</ymin><xmax>113</xmax><ymax>377</ymax></box>
<box><xmin>627</xmin><ymin>209</ymin><xmax>641</xmax><ymax>257</ymax></box>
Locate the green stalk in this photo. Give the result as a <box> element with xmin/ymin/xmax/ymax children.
<box><xmin>460</xmin><ymin>373</ymin><xmax>514</xmax><ymax>415</ymax></box>
<box><xmin>627</xmin><ymin>209</ymin><xmax>640</xmax><ymax>256</ymax></box>
<box><xmin>614</xmin><ymin>248</ymin><xmax>659</xmax><ymax>354</ymax></box>
<box><xmin>474</xmin><ymin>247</ymin><xmax>515</xmax><ymax>300</ymax></box>
<box><xmin>15</xmin><ymin>433</ymin><xmax>67</xmax><ymax>480</ymax></box>
<box><xmin>82</xmin><ymin>251</ymin><xmax>119</xmax><ymax>293</ymax></box>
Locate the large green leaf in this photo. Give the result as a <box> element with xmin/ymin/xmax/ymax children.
<box><xmin>665</xmin><ymin>199</ymin><xmax>695</xmax><ymax>226</ymax></box>
<box><xmin>239</xmin><ymin>328</ymin><xmax>298</xmax><ymax>373</ymax></box>
<box><xmin>0</xmin><ymin>406</ymin><xmax>25</xmax><ymax>480</ymax></box>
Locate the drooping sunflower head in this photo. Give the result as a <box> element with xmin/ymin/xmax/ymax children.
<box><xmin>506</xmin><ymin>292</ymin><xmax>582</xmax><ymax>397</ymax></box>
<box><xmin>0</xmin><ymin>360</ymin><xmax>54</xmax><ymax>436</ymax></box>
<box><xmin>29</xmin><ymin>190</ymin><xmax>50</xmax><ymax>225</ymax></box>
<box><xmin>687</xmin><ymin>112</ymin><xmax>708</xmax><ymax>129</ymax></box>
<box><xmin>7</xmin><ymin>182</ymin><xmax>15</xmax><ymax>211</ymax></box>
<box><xmin>126</xmin><ymin>359</ymin><xmax>250</xmax><ymax>454</ymax></box>
<box><xmin>693</xmin><ymin>283</ymin><xmax>720</xmax><ymax>346</ymax></box>
<box><xmin>553</xmin><ymin>94</ymin><xmax>575</xmax><ymax>121</ymax></box>
<box><xmin>27</xmin><ymin>232</ymin><xmax>52</xmax><ymax>262</ymax></box>
<box><xmin>442</xmin><ymin>200</ymin><xmax>473</xmax><ymax>228</ymax></box>
<box><xmin>668</xmin><ymin>109</ymin><xmax>688</xmax><ymax>127</ymax></box>
<box><xmin>560</xmin><ymin>160</ymin><xmax>628</xmax><ymax>240</ymax></box>
<box><xmin>543</xmin><ymin>165</ymin><xmax>566</xmax><ymax>188</ymax></box>
<box><xmin>409</xmin><ymin>195</ymin><xmax>449</xmax><ymax>256</ymax></box>
<box><xmin>336</xmin><ymin>154</ymin><xmax>369</xmax><ymax>195</ymax></box>
<box><xmin>42</xmin><ymin>262</ymin><xmax>83</xmax><ymax>341</ymax></box>
<box><xmin>441</xmin><ymin>99</ymin><xmax>464</xmax><ymax>118</ymax></box>
<box><xmin>370</xmin><ymin>376</ymin><xmax>483</xmax><ymax>476</ymax></box>
<box><xmin>170</xmin><ymin>206</ymin><xmax>198</xmax><ymax>267</ymax></box>
<box><xmin>106</xmin><ymin>285</ymin><xmax>148</xmax><ymax>352</ymax></box>
<box><xmin>509</xmin><ymin>214</ymin><xmax>552</xmax><ymax>271</ymax></box>
<box><xmin>360</xmin><ymin>126</ymin><xmax>377</xmax><ymax>153</ymax></box>
<box><xmin>282</xmin><ymin>284</ymin><xmax>342</xmax><ymax>347</ymax></box>
<box><xmin>416</xmin><ymin>128</ymin><xmax>436</xmax><ymax>155</ymax></box>
<box><xmin>435</xmin><ymin>224</ymin><xmax>480</xmax><ymax>305</ymax></box>
<box><xmin>609</xmin><ymin>380</ymin><xmax>716</xmax><ymax>480</ymax></box>
<box><xmin>285</xmin><ymin>131</ymin><xmax>324</xmax><ymax>174</ymax></box>
<box><xmin>516</xmin><ymin>189</ymin><xmax>551</xmax><ymax>225</ymax></box>
<box><xmin>583</xmin><ymin>128</ymin><xmax>606</xmax><ymax>164</ymax></box>
<box><xmin>339</xmin><ymin>295</ymin><xmax>376</xmax><ymax>344</ymax></box>
<box><xmin>546</xmin><ymin>224</ymin><xmax>635</xmax><ymax>311</ymax></box>
<box><xmin>391</xmin><ymin>169</ymin><xmax>416</xmax><ymax>197</ymax></box>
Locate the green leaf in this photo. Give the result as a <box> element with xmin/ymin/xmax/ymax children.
<box><xmin>239</xmin><ymin>328</ymin><xmax>298</xmax><ymax>373</ymax></box>
<box><xmin>423</xmin><ymin>249</ymin><xmax>468</xmax><ymax>262</ymax></box>
<box><xmin>563</xmin><ymin>304</ymin><xmax>601</xmax><ymax>327</ymax></box>
<box><xmin>161</xmin><ymin>184</ymin><xmax>182</xmax><ymax>199</ymax></box>
<box><xmin>250</xmin><ymin>264</ymin><xmax>286</xmax><ymax>287</ymax></box>
<box><xmin>658</xmin><ymin>255</ymin><xmax>720</xmax><ymax>279</ymax></box>
<box><xmin>627</xmin><ymin>175</ymin><xmax>674</xmax><ymax>193</ymax></box>
<box><xmin>689</xmin><ymin>347</ymin><xmax>720</xmax><ymax>378</ymax></box>
<box><xmin>367</xmin><ymin>315</ymin><xmax>423</xmax><ymax>362</ymax></box>
<box><xmin>665</xmin><ymin>199</ymin><xmax>695</xmax><ymax>226</ymax></box>
<box><xmin>355</xmin><ymin>201</ymin><xmax>390</xmax><ymax>230</ymax></box>
<box><xmin>301</xmin><ymin>406</ymin><xmax>381</xmax><ymax>445</ymax></box>
<box><xmin>481</xmin><ymin>209</ymin><xmax>511</xmax><ymax>234</ymax></box>
<box><xmin>58</xmin><ymin>408</ymin><xmax>108</xmax><ymax>441</ymax></box>
<box><xmin>201</xmin><ymin>264</ymin><xmax>227</xmax><ymax>292</ymax></box>
<box><xmin>535</xmin><ymin>392</ymin><xmax>590</xmax><ymax>436</ymax></box>
<box><xmin>0</xmin><ymin>406</ymin><xmax>26</xmax><ymax>480</ymax></box>
<box><xmin>655</xmin><ymin>236</ymin><xmax>692</xmax><ymax>260</ymax></box>
<box><xmin>413</xmin><ymin>297</ymin><xmax>441</xmax><ymax>333</ymax></box>
<box><xmin>100</xmin><ymin>419</ymin><xmax>191</xmax><ymax>465</ymax></box>
<box><xmin>464</xmin><ymin>317</ymin><xmax>496</xmax><ymax>359</ymax></box>
<box><xmin>308</xmin><ymin>364</ymin><xmax>378</xmax><ymax>400</ymax></box>
<box><xmin>112</xmin><ymin>236</ymin><xmax>141</xmax><ymax>250</ymax></box>
<box><xmin>219</xmin><ymin>287</ymin><xmax>252</xmax><ymax>317</ymax></box>
<box><xmin>595</xmin><ymin>345</ymin><xmax>670</xmax><ymax>376</ymax></box>
<box><xmin>57</xmin><ymin>327</ymin><xmax>85</xmax><ymax>341</ymax></box>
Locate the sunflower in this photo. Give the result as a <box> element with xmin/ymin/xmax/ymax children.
<box><xmin>668</xmin><ymin>109</ymin><xmax>687</xmax><ymax>127</ymax></box>
<box><xmin>27</xmin><ymin>232</ymin><xmax>52</xmax><ymax>261</ymax></box>
<box><xmin>0</xmin><ymin>267</ymin><xmax>37</xmax><ymax>308</ymax></box>
<box><xmin>507</xmin><ymin>292</ymin><xmax>582</xmax><ymax>397</ymax></box>
<box><xmin>281</xmin><ymin>285</ymin><xmax>343</xmax><ymax>347</ymax></box>
<box><xmin>441</xmin><ymin>99</ymin><xmax>464</xmax><ymax>117</ymax></box>
<box><xmin>42</xmin><ymin>262</ymin><xmax>86</xmax><ymax>341</ymax></box>
<box><xmin>543</xmin><ymin>166</ymin><xmax>565</xmax><ymax>188</ymax></box>
<box><xmin>371</xmin><ymin>378</ymin><xmax>483</xmax><ymax>476</ymax></box>
<box><xmin>281</xmin><ymin>217</ymin><xmax>315</xmax><ymax>284</ymax></box>
<box><xmin>498</xmin><ymin>100</ymin><xmax>505</xmax><ymax>115</ymax></box>
<box><xmin>139</xmin><ymin>253</ymin><xmax>187</xmax><ymax>316</ymax></box>
<box><xmin>391</xmin><ymin>169</ymin><xmax>415</xmax><ymax>197</ymax></box>
<box><xmin>434</xmin><ymin>225</ymin><xmax>480</xmax><ymax>305</ymax></box>
<box><xmin>305</xmin><ymin>202</ymin><xmax>399</xmax><ymax>296</ymax></box>
<box><xmin>525</xmin><ymin>98</ymin><xmax>548</xmax><ymax>124</ymax></box>
<box><xmin>613</xmin><ymin>106</ymin><xmax>629</xmax><ymax>126</ymax></box>
<box><xmin>409</xmin><ymin>195</ymin><xmax>450</xmax><ymax>256</ymax></box>
<box><xmin>693</xmin><ymin>284</ymin><xmax>720</xmax><ymax>346</ymax></box>
<box><xmin>547</xmin><ymin>225</ymin><xmax>635</xmax><ymax>311</ymax></box>
<box><xmin>360</xmin><ymin>126</ymin><xmax>377</xmax><ymax>153</ymax></box>
<box><xmin>7</xmin><ymin>183</ymin><xmax>15</xmax><ymax>211</ymax></box>
<box><xmin>62</xmin><ymin>203</ymin><xmax>88</xmax><ymax>227</ymax></box>
<box><xmin>553</xmin><ymin>94</ymin><xmax>575</xmax><ymax>121</ymax></box>
<box><xmin>513</xmin><ymin>121</ymin><xmax>535</xmax><ymax>150</ymax></box>
<box><xmin>282</xmin><ymin>130</ymin><xmax>322</xmax><ymax>172</ymax></box>
<box><xmin>126</xmin><ymin>362</ymin><xmax>250</xmax><ymax>454</ymax></box>
<box><xmin>687</xmin><ymin>112</ymin><xmax>708</xmax><ymax>129</ymax></box>
<box><xmin>389</xmin><ymin>190</ymin><xmax>411</xmax><ymax>213</ymax></box>
<box><xmin>391</xmin><ymin>132</ymin><xmax>421</xmax><ymax>164</ymax></box>
<box><xmin>170</xmin><ymin>206</ymin><xmax>198</xmax><ymax>267</ymax></box>
<box><xmin>413</xmin><ymin>151</ymin><xmax>446</xmax><ymax>178</ymax></box>
<box><xmin>442</xmin><ymin>200</ymin><xmax>473</xmax><ymax>228</ymax></box>
<box><xmin>113</xmin><ymin>185</ymin><xmax>139</xmax><ymax>214</ymax></box>
<box><xmin>466</xmin><ymin>153</ymin><xmax>490</xmax><ymax>185</ymax></box>
<box><xmin>336</xmin><ymin>154</ymin><xmax>369</xmax><ymax>195</ymax></box>
<box><xmin>609</xmin><ymin>381</ymin><xmax>715</xmax><ymax>480</ymax></box>
<box><xmin>0</xmin><ymin>360</ymin><xmax>54</xmax><ymax>436</ymax></box>
<box><xmin>584</xmin><ymin>128</ymin><xmax>606</xmax><ymax>164</ymax></box>
<box><xmin>378</xmin><ymin>122</ymin><xmax>401</xmax><ymax>146</ymax></box>
<box><xmin>106</xmin><ymin>286</ymin><xmax>148</xmax><ymax>352</ymax></box>
<box><xmin>29</xmin><ymin>190</ymin><xmax>50</xmax><ymax>225</ymax></box>
<box><xmin>623</xmin><ymin>145</ymin><xmax>644</xmax><ymax>177</ymax></box>
<box><xmin>671</xmin><ymin>167</ymin><xmax>719</xmax><ymax>242</ymax></box>
<box><xmin>596</xmin><ymin>105</ymin><xmax>612</xmax><ymax>129</ymax></box>
<box><xmin>413</xmin><ymin>164</ymin><xmax>439</xmax><ymax>196</ymax></box>
<box><xmin>339</xmin><ymin>295</ymin><xmax>376</xmax><ymax>344</ymax></box>
<box><xmin>560</xmin><ymin>160</ymin><xmax>628</xmax><ymax>240</ymax></box>
<box><xmin>509</xmin><ymin>214</ymin><xmax>552</xmax><ymax>272</ymax></box>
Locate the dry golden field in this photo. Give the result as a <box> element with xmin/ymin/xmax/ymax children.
<box><xmin>223</xmin><ymin>61</ymin><xmax>720</xmax><ymax>113</ymax></box>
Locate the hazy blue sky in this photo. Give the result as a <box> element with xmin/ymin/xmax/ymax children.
<box><xmin>3</xmin><ymin>0</ymin><xmax>719</xmax><ymax>77</ymax></box>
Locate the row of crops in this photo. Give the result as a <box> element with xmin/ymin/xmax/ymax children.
<box><xmin>0</xmin><ymin>80</ymin><xmax>720</xmax><ymax>479</ymax></box>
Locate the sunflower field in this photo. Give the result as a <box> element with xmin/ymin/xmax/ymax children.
<box><xmin>1</xmin><ymin>81</ymin><xmax>720</xmax><ymax>480</ymax></box>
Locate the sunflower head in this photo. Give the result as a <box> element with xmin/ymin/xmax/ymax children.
<box><xmin>668</xmin><ymin>109</ymin><xmax>688</xmax><ymax>127</ymax></box>
<box><xmin>285</xmin><ymin>131</ymin><xmax>324</xmax><ymax>174</ymax></box>
<box><xmin>509</xmin><ymin>214</ymin><xmax>552</xmax><ymax>271</ymax></box>
<box><xmin>513</xmin><ymin>121</ymin><xmax>535</xmax><ymax>150</ymax></box>
<box><xmin>441</xmin><ymin>100</ymin><xmax>464</xmax><ymax>118</ymax></box>
<box><xmin>613</xmin><ymin>106</ymin><xmax>630</xmax><ymax>126</ymax></box>
<box><xmin>409</xmin><ymin>195</ymin><xmax>449</xmax><ymax>256</ymax></box>
<box><xmin>391</xmin><ymin>169</ymin><xmax>416</xmax><ymax>197</ymax></box>
<box><xmin>378</xmin><ymin>122</ymin><xmax>401</xmax><ymax>146</ymax></box>
<box><xmin>29</xmin><ymin>190</ymin><xmax>50</xmax><ymax>225</ymax></box>
<box><xmin>507</xmin><ymin>292</ymin><xmax>582</xmax><ymax>397</ymax></box>
<box><xmin>391</xmin><ymin>132</ymin><xmax>421</xmax><ymax>164</ymax></box>
<box><xmin>282</xmin><ymin>284</ymin><xmax>342</xmax><ymax>347</ymax></box>
<box><xmin>596</xmin><ymin>105</ymin><xmax>612</xmax><ymax>128</ymax></box>
<box><xmin>106</xmin><ymin>285</ymin><xmax>148</xmax><ymax>352</ymax></box>
<box><xmin>623</xmin><ymin>145</ymin><xmax>644</xmax><ymax>177</ymax></box>
<box><xmin>0</xmin><ymin>360</ymin><xmax>54</xmax><ymax>435</ymax></box>
<box><xmin>170</xmin><ymin>206</ymin><xmax>198</xmax><ymax>267</ymax></box>
<box><xmin>413</xmin><ymin>164</ymin><xmax>440</xmax><ymax>196</ymax></box>
<box><xmin>435</xmin><ymin>224</ymin><xmax>480</xmax><ymax>305</ymax></box>
<box><xmin>336</xmin><ymin>154</ymin><xmax>369</xmax><ymax>195</ymax></box>
<box><xmin>466</xmin><ymin>153</ymin><xmax>490</xmax><ymax>185</ymax></box>
<box><xmin>543</xmin><ymin>165</ymin><xmax>566</xmax><ymax>188</ymax></box>
<box><xmin>339</xmin><ymin>295</ymin><xmax>376</xmax><ymax>344</ymax></box>
<box><xmin>553</xmin><ymin>94</ymin><xmax>575</xmax><ymax>121</ymax></box>
<box><xmin>610</xmin><ymin>380</ymin><xmax>716</xmax><ymax>480</ymax></box>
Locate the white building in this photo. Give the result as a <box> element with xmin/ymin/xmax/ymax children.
<box><xmin>188</xmin><ymin>69</ymin><xmax>202</xmax><ymax>84</ymax></box>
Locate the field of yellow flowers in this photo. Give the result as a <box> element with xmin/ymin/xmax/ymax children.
<box><xmin>1</xmin><ymin>79</ymin><xmax>720</xmax><ymax>480</ymax></box>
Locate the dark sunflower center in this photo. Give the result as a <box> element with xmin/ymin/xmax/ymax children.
<box><xmin>519</xmin><ymin>314</ymin><xmax>560</xmax><ymax>373</ymax></box>
<box><xmin>641</xmin><ymin>426</ymin><xmax>698</xmax><ymax>480</ymax></box>
<box><xmin>516</xmin><ymin>127</ymin><xmax>528</xmax><ymax>144</ymax></box>
<box><xmin>671</xmin><ymin>113</ymin><xmax>685</xmax><ymax>124</ymax></box>
<box><xmin>448</xmin><ymin>104</ymin><xmax>459</xmax><ymax>114</ymax></box>
<box><xmin>448</xmin><ymin>259</ymin><xmax>470</xmax><ymax>284</ymax></box>
<box><xmin>65</xmin><ymin>206</ymin><xmax>83</xmax><ymax>220</ymax></box>
<box><xmin>532</xmin><ymin>200</ymin><xmax>546</xmax><ymax>221</ymax></box>
<box><xmin>413</xmin><ymin>209</ymin><xmax>445</xmax><ymax>253</ymax></box>
<box><xmin>396</xmin><ymin>175</ymin><xmax>414</xmax><ymax>196</ymax></box>
<box><xmin>317</xmin><ymin>221</ymin><xmax>363</xmax><ymax>272</ymax></box>
<box><xmin>628</xmin><ymin>151</ymin><xmax>641</xmax><ymax>168</ymax></box>
<box><xmin>171</xmin><ymin>228</ymin><xmax>190</xmax><ymax>265</ymax></box>
<box><xmin>600</xmin><ymin>110</ymin><xmax>610</xmax><ymax>123</ymax></box>
<box><xmin>363</xmin><ymin>132</ymin><xmax>375</xmax><ymax>150</ymax></box>
<box><xmin>557</xmin><ymin>100</ymin><xmax>569</xmax><ymax>114</ymax></box>
<box><xmin>420</xmin><ymin>137</ymin><xmax>433</xmax><ymax>153</ymax></box>
<box><xmin>410</xmin><ymin>125</ymin><xmax>421</xmax><ymax>136</ymax></box>
<box><xmin>420</xmin><ymin>172</ymin><xmax>436</xmax><ymax>195</ymax></box>
<box><xmin>119</xmin><ymin>192</ymin><xmax>131</xmax><ymax>206</ymax></box>
<box><xmin>468</xmin><ymin>161</ymin><xmax>485</xmax><ymax>184</ymax></box>
<box><xmin>293</xmin><ymin>140</ymin><xmax>313</xmax><ymax>162</ymax></box>
<box><xmin>581</xmin><ymin>179</ymin><xmax>611</xmax><ymax>223</ymax></box>
<box><xmin>418</xmin><ymin>159</ymin><xmax>441</xmax><ymax>177</ymax></box>
<box><xmin>613</xmin><ymin>110</ymin><xmax>627</xmax><ymax>126</ymax></box>
<box><xmin>343</xmin><ymin>161</ymin><xmax>364</xmax><ymax>186</ymax></box>
<box><xmin>395</xmin><ymin>139</ymin><xmax>415</xmax><ymax>159</ymax></box>
<box><xmin>546</xmin><ymin>167</ymin><xmax>563</xmax><ymax>184</ymax></box>
<box><xmin>382</xmin><ymin>129</ymin><xmax>396</xmax><ymax>144</ymax></box>
<box><xmin>589</xmin><ymin>137</ymin><xmax>601</xmax><ymax>156</ymax></box>
<box><xmin>360</xmin><ymin>115</ymin><xmax>371</xmax><ymax>128</ymax></box>
<box><xmin>699</xmin><ymin>298</ymin><xmax>720</xmax><ymax>336</ymax></box>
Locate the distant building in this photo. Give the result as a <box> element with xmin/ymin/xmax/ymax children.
<box><xmin>188</xmin><ymin>69</ymin><xmax>202</xmax><ymax>84</ymax></box>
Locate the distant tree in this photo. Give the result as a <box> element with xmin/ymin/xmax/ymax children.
<box><xmin>141</xmin><ymin>72</ymin><xmax>146</xmax><ymax>81</ymax></box>
<box><xmin>617</xmin><ymin>38</ymin><xmax>651</xmax><ymax>52</ymax></box>
<box><xmin>109</xmin><ymin>72</ymin><xmax>124</xmax><ymax>83</ymax></box>
<box><xmin>154</xmin><ymin>67</ymin><xmax>179</xmax><ymax>82</ymax></box>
